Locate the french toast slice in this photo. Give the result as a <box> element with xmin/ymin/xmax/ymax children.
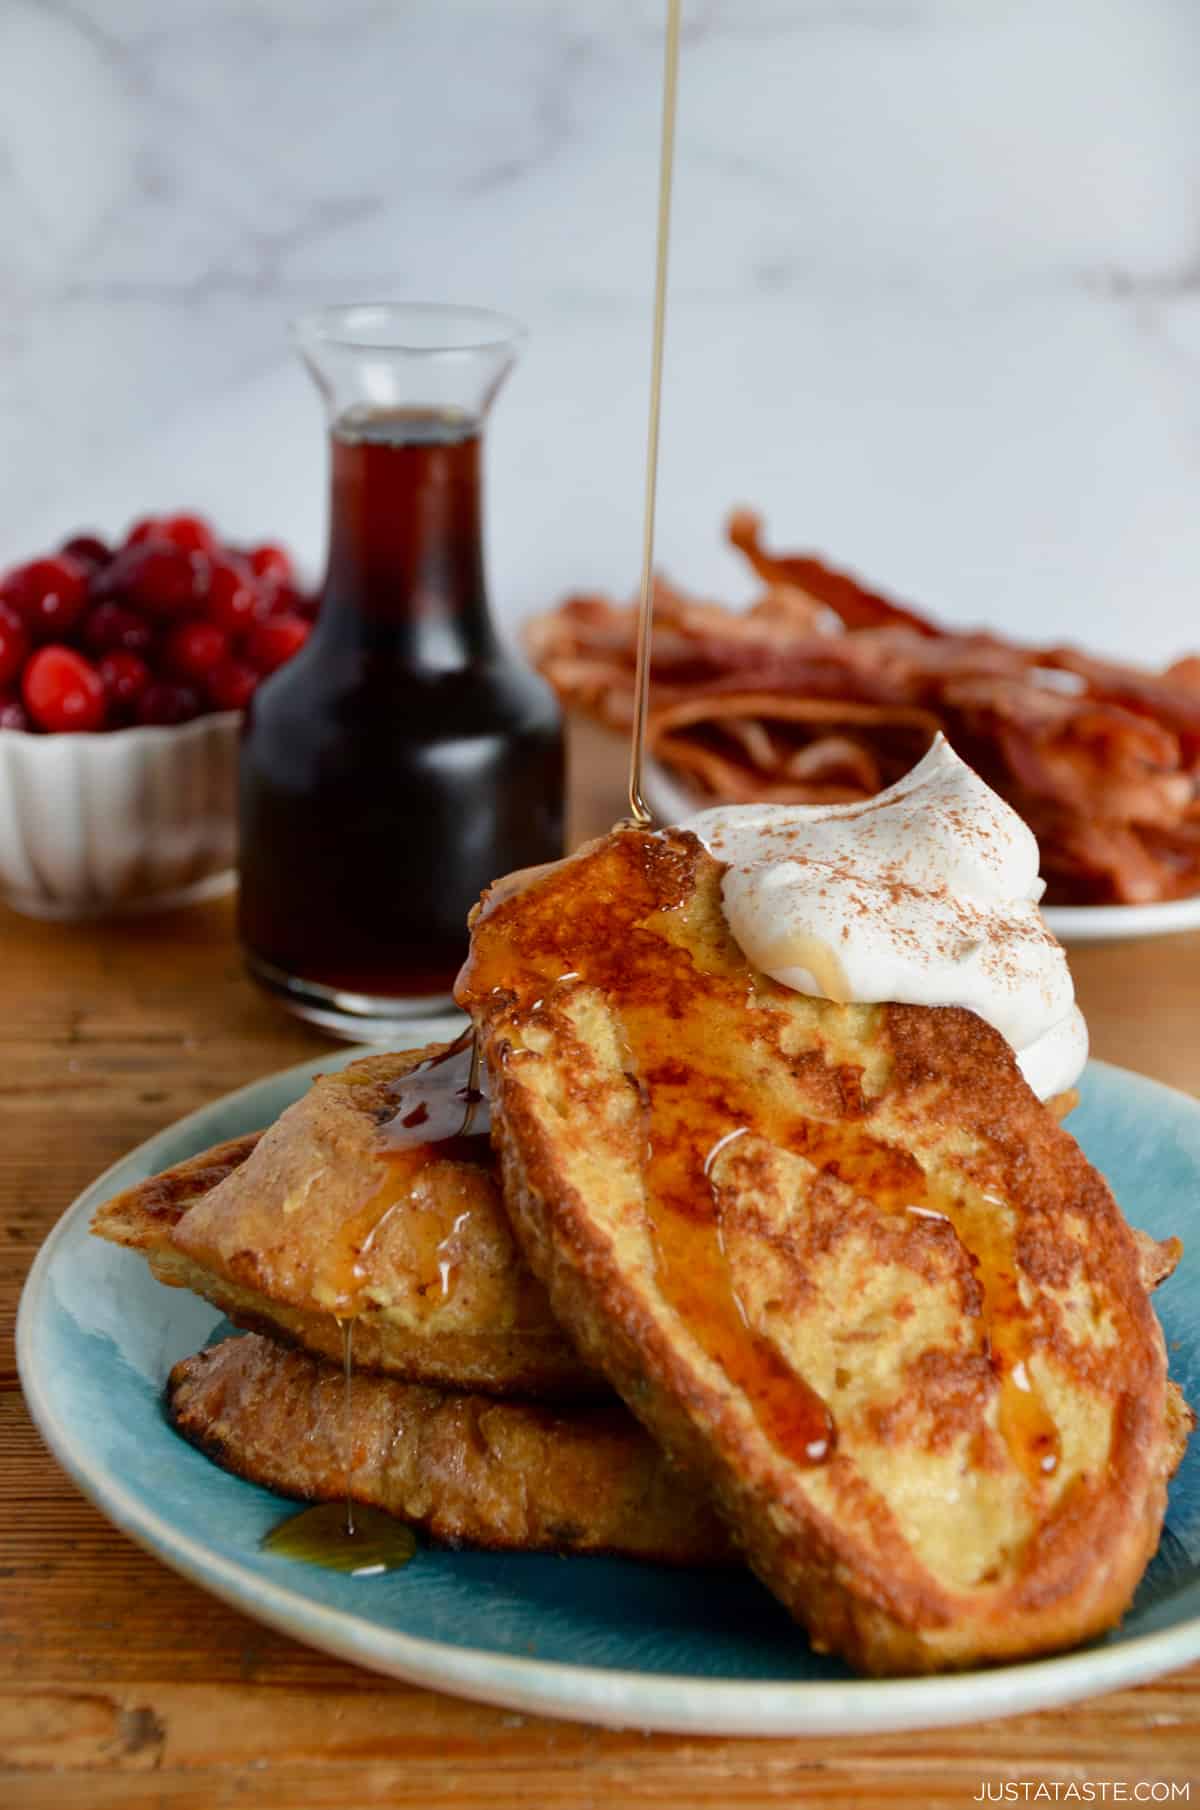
<box><xmin>457</xmin><ymin>827</ymin><xmax>1189</xmax><ymax>1673</ymax></box>
<box><xmin>92</xmin><ymin>1047</ymin><xmax>596</xmax><ymax>1399</ymax></box>
<box><xmin>168</xmin><ymin>1333</ymin><xmax>729</xmax><ymax>1564</ymax></box>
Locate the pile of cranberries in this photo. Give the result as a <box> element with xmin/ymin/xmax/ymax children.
<box><xmin>0</xmin><ymin>514</ymin><xmax>315</xmax><ymax>733</ymax></box>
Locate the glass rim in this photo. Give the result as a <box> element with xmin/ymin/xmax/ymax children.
<box><xmin>291</xmin><ymin>302</ymin><xmax>526</xmax><ymax>357</ymax></box>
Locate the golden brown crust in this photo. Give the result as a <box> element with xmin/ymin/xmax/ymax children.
<box><xmin>167</xmin><ymin>1333</ymin><xmax>730</xmax><ymax>1565</ymax></box>
<box><xmin>141</xmin><ymin>1243</ymin><xmax>591</xmax><ymax>1396</ymax></box>
<box><xmin>1133</xmin><ymin>1229</ymin><xmax>1184</xmax><ymax>1293</ymax></box>
<box><xmin>1165</xmin><ymin>1380</ymin><xmax>1197</xmax><ymax>1477</ymax></box>
<box><xmin>91</xmin><ymin>1048</ymin><xmax>597</xmax><ymax>1400</ymax></box>
<box><xmin>457</xmin><ymin>826</ymin><xmax>1187</xmax><ymax>1674</ymax></box>
<box><xmin>93</xmin><ymin>1132</ymin><xmax>263</xmax><ymax>1247</ymax></box>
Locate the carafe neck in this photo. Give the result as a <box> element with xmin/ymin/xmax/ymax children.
<box><xmin>319</xmin><ymin>409</ymin><xmax>497</xmax><ymax>664</ymax></box>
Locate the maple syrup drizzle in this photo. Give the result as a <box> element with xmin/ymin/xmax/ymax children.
<box><xmin>968</xmin><ymin>1199</ymin><xmax>1060</xmax><ymax>1482</ymax></box>
<box><xmin>685</xmin><ymin>1079</ymin><xmax>1058</xmax><ymax>1484</ymax></box>
<box><xmin>379</xmin><ymin>1031</ymin><xmax>490</xmax><ymax>1150</ymax></box>
<box><xmin>340</xmin><ymin>1316</ymin><xmax>355</xmax><ymax>1535</ymax></box>
<box><xmin>626</xmin><ymin>0</ymin><xmax>682</xmax><ymax>827</ymax></box>
<box><xmin>800</xmin><ymin>1125</ymin><xmax>1058</xmax><ymax>1483</ymax></box>
<box><xmin>261</xmin><ymin>1034</ymin><xmax>490</xmax><ymax>1575</ymax></box>
<box><xmin>645</xmin><ymin>1114</ymin><xmax>836</xmax><ymax>1466</ymax></box>
<box><xmin>315</xmin><ymin>1035</ymin><xmax>490</xmax><ymax>1316</ymax></box>
<box><xmin>465</xmin><ymin>838</ymin><xmax>1061</xmax><ymax>1486</ymax></box>
<box><xmin>435</xmin><ymin>1211</ymin><xmax>473</xmax><ymax>1300</ymax></box>
<box><xmin>466</xmin><ymin>856</ymin><xmax>836</xmax><ymax>1469</ymax></box>
<box><xmin>463</xmin><ymin>1031</ymin><xmax>483</xmax><ymax>1135</ymax></box>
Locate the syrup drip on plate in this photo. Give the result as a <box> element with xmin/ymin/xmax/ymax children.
<box><xmin>261</xmin><ymin>1315</ymin><xmax>417</xmax><ymax>1574</ymax></box>
<box><xmin>261</xmin><ymin>1503</ymin><xmax>417</xmax><ymax>1577</ymax></box>
<box><xmin>262</xmin><ymin>1032</ymin><xmax>489</xmax><ymax>1572</ymax></box>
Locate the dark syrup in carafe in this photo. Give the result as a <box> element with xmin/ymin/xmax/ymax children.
<box><xmin>238</xmin><ymin>407</ymin><xmax>564</xmax><ymax>1006</ymax></box>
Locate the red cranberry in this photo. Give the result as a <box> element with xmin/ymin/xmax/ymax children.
<box><xmin>207</xmin><ymin>656</ymin><xmax>258</xmax><ymax>712</ymax></box>
<box><xmin>126</xmin><ymin>544</ymin><xmax>209</xmax><ymax>617</ymax></box>
<box><xmin>81</xmin><ymin>600</ymin><xmax>154</xmax><ymax>656</ymax></box>
<box><xmin>136</xmin><ymin>680</ymin><xmax>201</xmax><ymax>727</ymax></box>
<box><xmin>98</xmin><ymin>651</ymin><xmax>151</xmax><ymax>713</ymax></box>
<box><xmin>0</xmin><ymin>603</ymin><xmax>30</xmax><ymax>688</ymax></box>
<box><xmin>245</xmin><ymin>613</ymin><xmax>310</xmax><ymax>674</ymax></box>
<box><xmin>164</xmin><ymin>619</ymin><xmax>228</xmax><ymax>681</ymax></box>
<box><xmin>206</xmin><ymin>559</ymin><xmax>258</xmax><ymax>634</ymax></box>
<box><xmin>246</xmin><ymin>543</ymin><xmax>293</xmax><ymax>585</ymax></box>
<box><xmin>0</xmin><ymin>693</ymin><xmax>32</xmax><ymax>732</ymax></box>
<box><xmin>9</xmin><ymin>556</ymin><xmax>89</xmax><ymax>640</ymax></box>
<box><xmin>157</xmin><ymin>514</ymin><xmax>218</xmax><ymax>553</ymax></box>
<box><xmin>60</xmin><ymin>534</ymin><xmax>112</xmax><ymax>571</ymax></box>
<box><xmin>124</xmin><ymin>516</ymin><xmax>162</xmax><ymax>548</ymax></box>
<box><xmin>157</xmin><ymin>513</ymin><xmax>217</xmax><ymax>555</ymax></box>
<box><xmin>251</xmin><ymin>579</ymin><xmax>313</xmax><ymax>622</ymax></box>
<box><xmin>22</xmin><ymin>646</ymin><xmax>107</xmax><ymax>733</ymax></box>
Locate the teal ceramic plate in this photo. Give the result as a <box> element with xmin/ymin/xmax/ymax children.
<box><xmin>17</xmin><ymin>1035</ymin><xmax>1200</xmax><ymax>1735</ymax></box>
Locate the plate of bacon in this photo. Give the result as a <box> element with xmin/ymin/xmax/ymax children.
<box><xmin>527</xmin><ymin>510</ymin><xmax>1200</xmax><ymax>940</ymax></box>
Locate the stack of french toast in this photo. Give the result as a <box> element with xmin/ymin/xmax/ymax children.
<box><xmin>94</xmin><ymin>825</ymin><xmax>1192</xmax><ymax>1675</ymax></box>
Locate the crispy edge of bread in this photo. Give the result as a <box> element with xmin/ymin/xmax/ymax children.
<box><xmin>167</xmin><ymin>1333</ymin><xmax>731</xmax><ymax>1566</ymax></box>
<box><xmin>92</xmin><ymin>1132</ymin><xmax>263</xmax><ymax>1248</ymax></box>
<box><xmin>91</xmin><ymin>1096</ymin><xmax>600</xmax><ymax>1401</ymax></box>
<box><xmin>1165</xmin><ymin>1379</ymin><xmax>1197</xmax><ymax>1476</ymax></box>
<box><xmin>149</xmin><ymin>1240</ymin><xmax>600</xmax><ymax>1397</ymax></box>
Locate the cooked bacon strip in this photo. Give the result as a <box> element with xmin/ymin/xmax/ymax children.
<box><xmin>1167</xmin><ymin>656</ymin><xmax>1200</xmax><ymax>693</ymax></box>
<box><xmin>528</xmin><ymin>517</ymin><xmax>1200</xmax><ymax>906</ymax></box>
<box><xmin>728</xmin><ymin>510</ymin><xmax>944</xmax><ymax>638</ymax></box>
<box><xmin>1042</xmin><ymin>647</ymin><xmax>1200</xmax><ymax>752</ymax></box>
<box><xmin>648</xmin><ymin>693</ymin><xmax>938</xmax><ymax>806</ymax></box>
<box><xmin>938</xmin><ymin>679</ymin><xmax>1193</xmax><ymax>831</ymax></box>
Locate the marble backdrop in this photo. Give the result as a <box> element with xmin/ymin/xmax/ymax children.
<box><xmin>2</xmin><ymin>0</ymin><xmax>1199</xmax><ymax>660</ymax></box>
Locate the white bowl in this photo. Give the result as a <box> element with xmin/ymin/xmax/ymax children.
<box><xmin>0</xmin><ymin>710</ymin><xmax>240</xmax><ymax>919</ymax></box>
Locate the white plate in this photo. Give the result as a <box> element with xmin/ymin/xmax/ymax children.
<box><xmin>1039</xmin><ymin>897</ymin><xmax>1200</xmax><ymax>943</ymax></box>
<box><xmin>642</xmin><ymin>760</ymin><xmax>1200</xmax><ymax>945</ymax></box>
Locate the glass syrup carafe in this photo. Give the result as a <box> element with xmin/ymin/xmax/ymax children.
<box><xmin>237</xmin><ymin>303</ymin><xmax>564</xmax><ymax>1038</ymax></box>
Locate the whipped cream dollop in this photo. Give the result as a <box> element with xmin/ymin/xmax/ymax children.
<box><xmin>682</xmin><ymin>735</ymin><xmax>1087</xmax><ymax>1101</ymax></box>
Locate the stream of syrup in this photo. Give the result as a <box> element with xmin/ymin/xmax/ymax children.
<box><xmin>261</xmin><ymin>1309</ymin><xmax>416</xmax><ymax>1576</ymax></box>
<box><xmin>261</xmin><ymin>1314</ymin><xmax>418</xmax><ymax>1576</ymax></box>
<box><xmin>341</xmin><ymin>1316</ymin><xmax>355</xmax><ymax>1536</ymax></box>
<box><xmin>626</xmin><ymin>0</ymin><xmax>681</xmax><ymax>826</ymax></box>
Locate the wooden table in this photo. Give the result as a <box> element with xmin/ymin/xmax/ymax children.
<box><xmin>2</xmin><ymin>718</ymin><xmax>1197</xmax><ymax>1807</ymax></box>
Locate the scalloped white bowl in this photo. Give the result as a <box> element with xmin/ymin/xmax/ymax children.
<box><xmin>0</xmin><ymin>710</ymin><xmax>240</xmax><ymax>919</ymax></box>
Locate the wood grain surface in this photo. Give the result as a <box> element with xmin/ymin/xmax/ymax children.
<box><xmin>1</xmin><ymin>717</ymin><xmax>1197</xmax><ymax>1807</ymax></box>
